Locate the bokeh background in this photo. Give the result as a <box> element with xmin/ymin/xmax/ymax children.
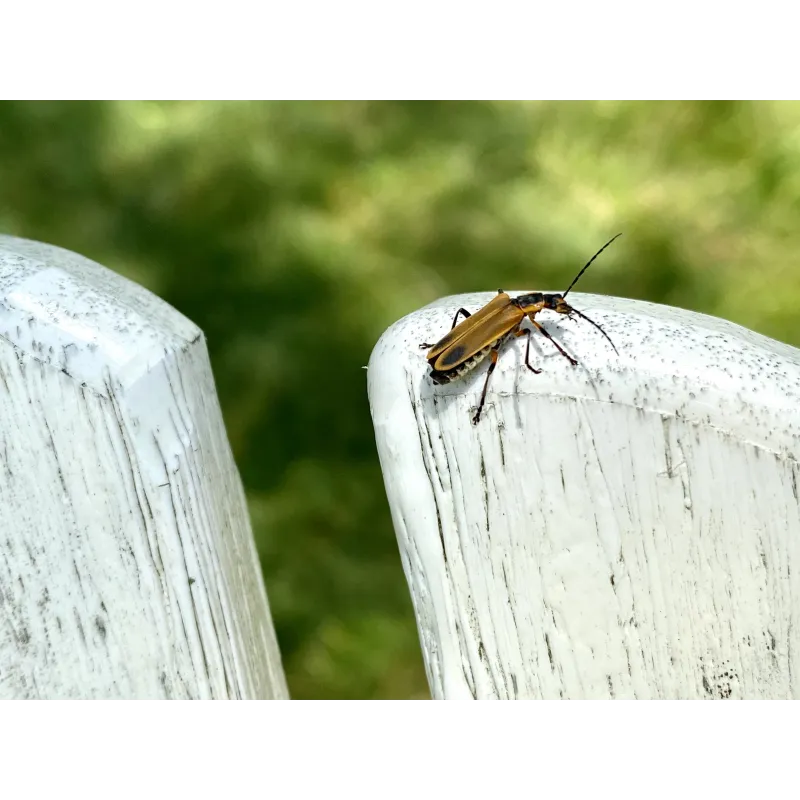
<box><xmin>1</xmin><ymin>100</ymin><xmax>798</xmax><ymax>698</ymax></box>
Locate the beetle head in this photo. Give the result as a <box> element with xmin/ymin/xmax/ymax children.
<box><xmin>543</xmin><ymin>293</ymin><xmax>571</xmax><ymax>314</ymax></box>
<box><xmin>553</xmin><ymin>296</ymin><xmax>619</xmax><ymax>354</ymax></box>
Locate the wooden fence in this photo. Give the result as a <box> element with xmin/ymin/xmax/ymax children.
<box><xmin>368</xmin><ymin>289</ymin><xmax>800</xmax><ymax>698</ymax></box>
<box><xmin>5</xmin><ymin>233</ymin><xmax>797</xmax><ymax>699</ymax></box>
<box><xmin>0</xmin><ymin>235</ymin><xmax>286</xmax><ymax>698</ymax></box>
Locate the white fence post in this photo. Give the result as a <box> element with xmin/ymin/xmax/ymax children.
<box><xmin>0</xmin><ymin>235</ymin><xmax>287</xmax><ymax>699</ymax></box>
<box><xmin>369</xmin><ymin>290</ymin><xmax>800</xmax><ymax>699</ymax></box>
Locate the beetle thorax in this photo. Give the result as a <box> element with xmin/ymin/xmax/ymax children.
<box><xmin>514</xmin><ymin>292</ymin><xmax>544</xmax><ymax>314</ymax></box>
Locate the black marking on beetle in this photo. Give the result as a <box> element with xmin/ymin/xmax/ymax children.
<box><xmin>95</xmin><ymin>616</ymin><xmax>107</xmax><ymax>640</ymax></box>
<box><xmin>430</xmin><ymin>342</ymin><xmax>497</xmax><ymax>385</ymax></box>
<box><xmin>439</xmin><ymin>344</ymin><xmax>467</xmax><ymax>369</ymax></box>
<box><xmin>545</xmin><ymin>633</ymin><xmax>555</xmax><ymax>670</ymax></box>
<box><xmin>510</xmin><ymin>673</ymin><xmax>518</xmax><ymax>698</ymax></box>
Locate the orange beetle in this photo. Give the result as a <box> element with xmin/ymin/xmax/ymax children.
<box><xmin>420</xmin><ymin>234</ymin><xmax>621</xmax><ymax>424</ymax></box>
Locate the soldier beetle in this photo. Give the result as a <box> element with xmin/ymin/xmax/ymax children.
<box><xmin>420</xmin><ymin>234</ymin><xmax>622</xmax><ymax>424</ymax></box>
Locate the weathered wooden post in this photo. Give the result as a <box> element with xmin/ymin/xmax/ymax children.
<box><xmin>369</xmin><ymin>290</ymin><xmax>800</xmax><ymax>699</ymax></box>
<box><xmin>0</xmin><ymin>235</ymin><xmax>287</xmax><ymax>698</ymax></box>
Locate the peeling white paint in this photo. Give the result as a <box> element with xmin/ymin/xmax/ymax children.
<box><xmin>369</xmin><ymin>290</ymin><xmax>800</xmax><ymax>699</ymax></box>
<box><xmin>0</xmin><ymin>235</ymin><xmax>287</xmax><ymax>699</ymax></box>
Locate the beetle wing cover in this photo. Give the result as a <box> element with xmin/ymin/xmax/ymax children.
<box><xmin>426</xmin><ymin>293</ymin><xmax>512</xmax><ymax>361</ymax></box>
<box><xmin>431</xmin><ymin>301</ymin><xmax>522</xmax><ymax>370</ymax></box>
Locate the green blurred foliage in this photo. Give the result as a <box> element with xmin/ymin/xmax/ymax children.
<box><xmin>2</xmin><ymin>101</ymin><xmax>800</xmax><ymax>698</ymax></box>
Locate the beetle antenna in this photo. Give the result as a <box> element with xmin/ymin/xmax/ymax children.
<box><xmin>562</xmin><ymin>233</ymin><xmax>623</xmax><ymax>298</ymax></box>
<box><xmin>570</xmin><ymin>307</ymin><xmax>619</xmax><ymax>355</ymax></box>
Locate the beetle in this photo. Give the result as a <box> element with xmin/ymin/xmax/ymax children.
<box><xmin>419</xmin><ymin>234</ymin><xmax>622</xmax><ymax>424</ymax></box>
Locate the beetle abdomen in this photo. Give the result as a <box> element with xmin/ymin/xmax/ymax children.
<box><xmin>429</xmin><ymin>339</ymin><xmax>502</xmax><ymax>385</ymax></box>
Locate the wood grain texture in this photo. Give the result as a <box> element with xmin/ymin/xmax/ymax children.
<box><xmin>369</xmin><ymin>290</ymin><xmax>800</xmax><ymax>699</ymax></box>
<box><xmin>0</xmin><ymin>235</ymin><xmax>287</xmax><ymax>699</ymax></box>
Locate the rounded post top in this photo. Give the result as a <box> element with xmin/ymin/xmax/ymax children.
<box><xmin>0</xmin><ymin>235</ymin><xmax>201</xmax><ymax>395</ymax></box>
<box><xmin>370</xmin><ymin>291</ymin><xmax>800</xmax><ymax>456</ymax></box>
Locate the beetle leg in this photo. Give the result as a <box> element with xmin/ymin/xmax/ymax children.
<box><xmin>450</xmin><ymin>307</ymin><xmax>472</xmax><ymax>329</ymax></box>
<box><xmin>472</xmin><ymin>342</ymin><xmax>503</xmax><ymax>425</ymax></box>
<box><xmin>514</xmin><ymin>327</ymin><xmax>543</xmax><ymax>374</ymax></box>
<box><xmin>531</xmin><ymin>319</ymin><xmax>578</xmax><ymax>366</ymax></box>
<box><xmin>419</xmin><ymin>307</ymin><xmax>472</xmax><ymax>349</ymax></box>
